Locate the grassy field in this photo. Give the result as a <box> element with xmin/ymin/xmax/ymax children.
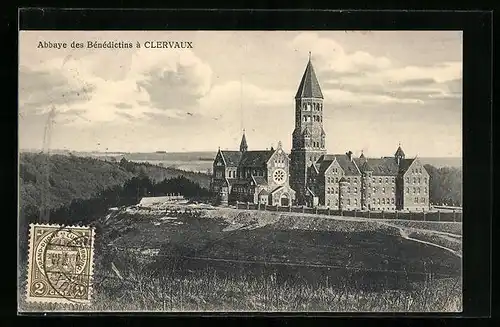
<box><xmin>18</xmin><ymin>205</ymin><xmax>462</xmax><ymax>312</ymax></box>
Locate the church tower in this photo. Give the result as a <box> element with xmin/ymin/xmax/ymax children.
<box><xmin>240</xmin><ymin>130</ymin><xmax>248</xmax><ymax>152</ymax></box>
<box><xmin>290</xmin><ymin>54</ymin><xmax>326</xmax><ymax>205</ymax></box>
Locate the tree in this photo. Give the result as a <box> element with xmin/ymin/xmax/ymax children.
<box><xmin>424</xmin><ymin>164</ymin><xmax>462</xmax><ymax>206</ymax></box>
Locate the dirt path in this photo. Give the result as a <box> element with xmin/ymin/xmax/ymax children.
<box><xmin>378</xmin><ymin>222</ymin><xmax>462</xmax><ymax>259</ymax></box>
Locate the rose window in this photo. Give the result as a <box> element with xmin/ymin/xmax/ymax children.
<box><xmin>273</xmin><ymin>169</ymin><xmax>286</xmax><ymax>184</ymax></box>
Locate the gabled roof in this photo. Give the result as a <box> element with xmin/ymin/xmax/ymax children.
<box><xmin>315</xmin><ymin>154</ymin><xmax>360</xmax><ymax>176</ymax></box>
<box><xmin>395</xmin><ymin>145</ymin><xmax>405</xmax><ymax>158</ymax></box>
<box><xmin>399</xmin><ymin>158</ymin><xmax>416</xmax><ymax>174</ymax></box>
<box><xmin>317</xmin><ymin>157</ymin><xmax>335</xmax><ymax>175</ymax></box>
<box><xmin>362</xmin><ymin>158</ymin><xmax>400</xmax><ymax>176</ymax></box>
<box><xmin>295</xmin><ymin>58</ymin><xmax>324</xmax><ymax>99</ymax></box>
<box><xmin>252</xmin><ymin>176</ymin><xmax>268</xmax><ymax>186</ymax></box>
<box><xmin>333</xmin><ymin>154</ymin><xmax>360</xmax><ymax>176</ymax></box>
<box><xmin>360</xmin><ymin>160</ymin><xmax>373</xmax><ymax>172</ymax></box>
<box><xmin>352</xmin><ymin>158</ymin><xmax>366</xmax><ymax>170</ymax></box>
<box><xmin>271</xmin><ymin>186</ymin><xmax>285</xmax><ymax>195</ymax></box>
<box><xmin>220</xmin><ymin>150</ymin><xmax>242</xmax><ymax>167</ymax></box>
<box><xmin>239</xmin><ymin>150</ymin><xmax>274</xmax><ymax>167</ymax></box>
<box><xmin>259</xmin><ymin>189</ymin><xmax>269</xmax><ymax>196</ymax></box>
<box><xmin>309</xmin><ymin>162</ymin><xmax>319</xmax><ymax>174</ymax></box>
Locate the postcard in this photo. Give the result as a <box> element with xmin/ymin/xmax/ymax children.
<box><xmin>18</xmin><ymin>30</ymin><xmax>463</xmax><ymax>312</ymax></box>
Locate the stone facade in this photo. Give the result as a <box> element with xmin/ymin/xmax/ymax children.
<box><xmin>289</xmin><ymin>58</ymin><xmax>430</xmax><ymax>211</ymax></box>
<box><xmin>210</xmin><ymin>137</ymin><xmax>296</xmax><ymax>206</ymax></box>
<box><xmin>290</xmin><ymin>57</ymin><xmax>326</xmax><ymax>205</ymax></box>
<box><xmin>210</xmin><ymin>56</ymin><xmax>430</xmax><ymax>211</ymax></box>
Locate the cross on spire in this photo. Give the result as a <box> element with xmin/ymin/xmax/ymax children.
<box><xmin>309</xmin><ymin>51</ymin><xmax>311</xmax><ymax>60</ymax></box>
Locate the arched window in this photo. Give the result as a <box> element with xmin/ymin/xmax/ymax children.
<box><xmin>382</xmin><ymin>198</ymin><xmax>386</xmax><ymax>204</ymax></box>
<box><xmin>382</xmin><ymin>187</ymin><xmax>385</xmax><ymax>193</ymax></box>
<box><xmin>347</xmin><ymin>178</ymin><xmax>351</xmax><ymax>183</ymax></box>
<box><xmin>379</xmin><ymin>178</ymin><xmax>382</xmax><ymax>183</ymax></box>
<box><xmin>385</xmin><ymin>178</ymin><xmax>388</xmax><ymax>183</ymax></box>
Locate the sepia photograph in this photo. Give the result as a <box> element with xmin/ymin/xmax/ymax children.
<box><xmin>18</xmin><ymin>30</ymin><xmax>463</xmax><ymax>312</ymax></box>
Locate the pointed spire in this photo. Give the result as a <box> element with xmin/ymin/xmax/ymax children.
<box><xmin>395</xmin><ymin>143</ymin><xmax>405</xmax><ymax>166</ymax></box>
<box><xmin>395</xmin><ymin>144</ymin><xmax>405</xmax><ymax>158</ymax></box>
<box><xmin>359</xmin><ymin>150</ymin><xmax>365</xmax><ymax>159</ymax></box>
<box><xmin>295</xmin><ymin>56</ymin><xmax>323</xmax><ymax>99</ymax></box>
<box><xmin>239</xmin><ymin>130</ymin><xmax>248</xmax><ymax>152</ymax></box>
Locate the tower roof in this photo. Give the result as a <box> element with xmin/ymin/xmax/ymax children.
<box><xmin>239</xmin><ymin>132</ymin><xmax>248</xmax><ymax>152</ymax></box>
<box><xmin>394</xmin><ymin>145</ymin><xmax>405</xmax><ymax>158</ymax></box>
<box><xmin>295</xmin><ymin>57</ymin><xmax>324</xmax><ymax>99</ymax></box>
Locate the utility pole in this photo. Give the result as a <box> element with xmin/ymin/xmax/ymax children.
<box><xmin>39</xmin><ymin>106</ymin><xmax>56</xmax><ymax>223</ymax></box>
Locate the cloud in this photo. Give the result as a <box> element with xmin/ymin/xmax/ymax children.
<box><xmin>19</xmin><ymin>44</ymin><xmax>293</xmax><ymax>128</ymax></box>
<box><xmin>290</xmin><ymin>32</ymin><xmax>391</xmax><ymax>74</ymax></box>
<box><xmin>290</xmin><ymin>32</ymin><xmax>462</xmax><ymax>106</ymax></box>
<box><xmin>18</xmin><ymin>47</ymin><xmax>214</xmax><ymax>125</ymax></box>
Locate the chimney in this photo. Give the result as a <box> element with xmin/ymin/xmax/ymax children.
<box><xmin>346</xmin><ymin>151</ymin><xmax>353</xmax><ymax>161</ymax></box>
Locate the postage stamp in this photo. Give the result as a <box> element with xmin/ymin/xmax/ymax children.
<box><xmin>26</xmin><ymin>224</ymin><xmax>96</xmax><ymax>305</ymax></box>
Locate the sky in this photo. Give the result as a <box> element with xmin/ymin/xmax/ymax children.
<box><xmin>18</xmin><ymin>31</ymin><xmax>463</xmax><ymax>157</ymax></box>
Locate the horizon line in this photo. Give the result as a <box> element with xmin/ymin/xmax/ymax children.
<box><xmin>18</xmin><ymin>148</ymin><xmax>463</xmax><ymax>159</ymax></box>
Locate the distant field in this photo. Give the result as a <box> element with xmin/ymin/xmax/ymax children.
<box><xmin>19</xmin><ymin>205</ymin><xmax>462</xmax><ymax>312</ymax></box>
<box><xmin>21</xmin><ymin>150</ymin><xmax>461</xmax><ymax>172</ymax></box>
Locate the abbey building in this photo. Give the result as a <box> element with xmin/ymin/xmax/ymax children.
<box><xmin>210</xmin><ymin>135</ymin><xmax>296</xmax><ymax>207</ymax></box>
<box><xmin>211</xmin><ymin>57</ymin><xmax>430</xmax><ymax>211</ymax></box>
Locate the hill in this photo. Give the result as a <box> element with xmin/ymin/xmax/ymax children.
<box><xmin>18</xmin><ymin>153</ymin><xmax>211</xmax><ymax>220</ymax></box>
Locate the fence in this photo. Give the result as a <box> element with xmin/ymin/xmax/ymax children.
<box><xmin>235</xmin><ymin>202</ymin><xmax>462</xmax><ymax>222</ymax></box>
